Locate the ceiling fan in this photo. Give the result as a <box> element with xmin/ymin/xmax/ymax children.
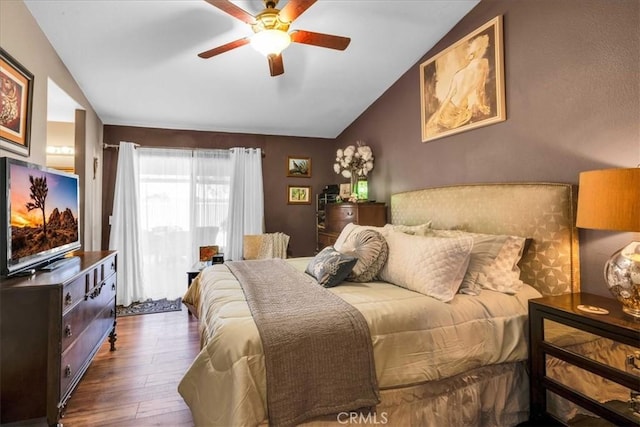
<box><xmin>198</xmin><ymin>0</ymin><xmax>351</xmax><ymax>76</ymax></box>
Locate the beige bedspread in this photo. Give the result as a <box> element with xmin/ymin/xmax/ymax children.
<box><xmin>179</xmin><ymin>258</ymin><xmax>542</xmax><ymax>426</ymax></box>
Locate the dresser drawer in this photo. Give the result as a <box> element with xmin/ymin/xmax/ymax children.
<box><xmin>61</xmin><ymin>274</ymin><xmax>116</xmax><ymax>352</ymax></box>
<box><xmin>99</xmin><ymin>255</ymin><xmax>117</xmax><ymax>282</ymax></box>
<box><xmin>325</xmin><ymin>205</ymin><xmax>357</xmax><ymax>233</ymax></box>
<box><xmin>61</xmin><ymin>274</ymin><xmax>90</xmax><ymax>314</ymax></box>
<box><xmin>60</xmin><ymin>300</ymin><xmax>115</xmax><ymax>398</ymax></box>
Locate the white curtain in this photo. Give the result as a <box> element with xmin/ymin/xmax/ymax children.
<box><xmin>109</xmin><ymin>142</ymin><xmax>145</xmax><ymax>306</ymax></box>
<box><xmin>226</xmin><ymin>148</ymin><xmax>264</xmax><ymax>261</ymax></box>
<box><xmin>138</xmin><ymin>148</ymin><xmax>193</xmax><ymax>301</ymax></box>
<box><xmin>110</xmin><ymin>146</ymin><xmax>262</xmax><ymax>303</ymax></box>
<box><xmin>190</xmin><ymin>150</ymin><xmax>232</xmax><ymax>262</ymax></box>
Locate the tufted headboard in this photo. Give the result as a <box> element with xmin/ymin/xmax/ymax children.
<box><xmin>390</xmin><ymin>183</ymin><xmax>580</xmax><ymax>296</ymax></box>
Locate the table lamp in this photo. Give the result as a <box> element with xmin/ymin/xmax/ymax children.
<box><xmin>576</xmin><ymin>168</ymin><xmax>640</xmax><ymax>318</ymax></box>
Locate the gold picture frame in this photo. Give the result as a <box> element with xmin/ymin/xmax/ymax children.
<box><xmin>287</xmin><ymin>185</ymin><xmax>311</xmax><ymax>204</ymax></box>
<box><xmin>1</xmin><ymin>48</ymin><xmax>34</xmax><ymax>156</ymax></box>
<box><xmin>420</xmin><ymin>16</ymin><xmax>505</xmax><ymax>143</ymax></box>
<box><xmin>286</xmin><ymin>156</ymin><xmax>311</xmax><ymax>177</ymax></box>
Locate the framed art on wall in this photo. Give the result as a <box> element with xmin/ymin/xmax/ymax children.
<box><xmin>420</xmin><ymin>16</ymin><xmax>505</xmax><ymax>143</ymax></box>
<box><xmin>0</xmin><ymin>48</ymin><xmax>34</xmax><ymax>157</ymax></box>
<box><xmin>199</xmin><ymin>245</ymin><xmax>219</xmax><ymax>262</ymax></box>
<box><xmin>286</xmin><ymin>156</ymin><xmax>311</xmax><ymax>177</ymax></box>
<box><xmin>288</xmin><ymin>185</ymin><xmax>311</xmax><ymax>204</ymax></box>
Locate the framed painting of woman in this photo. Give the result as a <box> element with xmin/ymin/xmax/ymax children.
<box><xmin>420</xmin><ymin>16</ymin><xmax>505</xmax><ymax>143</ymax></box>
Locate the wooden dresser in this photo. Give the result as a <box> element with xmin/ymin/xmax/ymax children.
<box><xmin>317</xmin><ymin>202</ymin><xmax>386</xmax><ymax>250</ymax></box>
<box><xmin>0</xmin><ymin>251</ymin><xmax>117</xmax><ymax>426</ymax></box>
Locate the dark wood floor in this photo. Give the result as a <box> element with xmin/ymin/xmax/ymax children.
<box><xmin>61</xmin><ymin>307</ymin><xmax>200</xmax><ymax>426</ymax></box>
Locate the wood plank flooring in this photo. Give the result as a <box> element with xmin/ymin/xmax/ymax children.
<box><xmin>60</xmin><ymin>307</ymin><xmax>200</xmax><ymax>426</ymax></box>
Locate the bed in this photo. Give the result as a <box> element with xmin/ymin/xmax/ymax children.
<box><xmin>178</xmin><ymin>183</ymin><xmax>581</xmax><ymax>426</ymax></box>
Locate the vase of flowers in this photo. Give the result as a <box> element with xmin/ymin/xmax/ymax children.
<box><xmin>333</xmin><ymin>141</ymin><xmax>374</xmax><ymax>202</ymax></box>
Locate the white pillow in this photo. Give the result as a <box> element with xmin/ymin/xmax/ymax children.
<box><xmin>424</xmin><ymin>229</ymin><xmax>526</xmax><ymax>295</ymax></box>
<box><xmin>477</xmin><ymin>235</ymin><xmax>526</xmax><ymax>294</ymax></box>
<box><xmin>383</xmin><ymin>223</ymin><xmax>432</xmax><ymax>236</ymax></box>
<box><xmin>378</xmin><ymin>231</ymin><xmax>473</xmax><ymax>302</ymax></box>
<box><xmin>339</xmin><ymin>229</ymin><xmax>388</xmax><ymax>282</ymax></box>
<box><xmin>333</xmin><ymin>223</ymin><xmax>386</xmax><ymax>252</ymax></box>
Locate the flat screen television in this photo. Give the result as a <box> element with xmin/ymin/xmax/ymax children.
<box><xmin>1</xmin><ymin>157</ymin><xmax>81</xmax><ymax>277</ymax></box>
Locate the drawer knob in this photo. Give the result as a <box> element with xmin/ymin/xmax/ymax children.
<box><xmin>110</xmin><ymin>262</ymin><xmax>115</xmax><ymax>271</ymax></box>
<box><xmin>347</xmin><ymin>211</ymin><xmax>353</xmax><ymax>216</ymax></box>
<box><xmin>626</xmin><ymin>351</ymin><xmax>640</xmax><ymax>373</ymax></box>
<box><xmin>112</xmin><ymin>283</ymin><xmax>116</xmax><ymax>291</ymax></box>
<box><xmin>64</xmin><ymin>325</ymin><xmax>72</xmax><ymax>337</ymax></box>
<box><xmin>64</xmin><ymin>365</ymin><xmax>72</xmax><ymax>378</ymax></box>
<box><xmin>89</xmin><ymin>283</ymin><xmax>105</xmax><ymax>299</ymax></box>
<box><xmin>64</xmin><ymin>292</ymin><xmax>72</xmax><ymax>305</ymax></box>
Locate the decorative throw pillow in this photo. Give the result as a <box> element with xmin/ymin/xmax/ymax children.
<box><xmin>424</xmin><ymin>229</ymin><xmax>527</xmax><ymax>295</ymax></box>
<box><xmin>378</xmin><ymin>231</ymin><xmax>473</xmax><ymax>302</ymax></box>
<box><xmin>339</xmin><ymin>229</ymin><xmax>389</xmax><ymax>282</ymax></box>
<box><xmin>305</xmin><ymin>247</ymin><xmax>357</xmax><ymax>288</ymax></box>
<box><xmin>333</xmin><ymin>223</ymin><xmax>387</xmax><ymax>252</ymax></box>
<box><xmin>477</xmin><ymin>235</ymin><xmax>527</xmax><ymax>294</ymax></box>
<box><xmin>383</xmin><ymin>222</ymin><xmax>432</xmax><ymax>236</ymax></box>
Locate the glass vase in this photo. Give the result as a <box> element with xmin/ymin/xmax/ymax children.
<box><xmin>350</xmin><ymin>174</ymin><xmax>368</xmax><ymax>201</ymax></box>
<box><xmin>350</xmin><ymin>174</ymin><xmax>359</xmax><ymax>200</ymax></box>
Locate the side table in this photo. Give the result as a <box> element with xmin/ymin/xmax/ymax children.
<box><xmin>529</xmin><ymin>292</ymin><xmax>640</xmax><ymax>425</ymax></box>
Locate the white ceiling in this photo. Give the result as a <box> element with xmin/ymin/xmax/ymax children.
<box><xmin>26</xmin><ymin>0</ymin><xmax>478</xmax><ymax>138</ymax></box>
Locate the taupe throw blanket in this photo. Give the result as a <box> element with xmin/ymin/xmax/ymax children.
<box><xmin>226</xmin><ymin>259</ymin><xmax>379</xmax><ymax>427</ymax></box>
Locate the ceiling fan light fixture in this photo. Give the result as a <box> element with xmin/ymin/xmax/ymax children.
<box><xmin>251</xmin><ymin>29</ymin><xmax>291</xmax><ymax>56</ymax></box>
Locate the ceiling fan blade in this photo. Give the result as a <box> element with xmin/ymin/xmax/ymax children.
<box><xmin>278</xmin><ymin>0</ymin><xmax>317</xmax><ymax>23</ymax></box>
<box><xmin>268</xmin><ymin>54</ymin><xmax>284</xmax><ymax>76</ymax></box>
<box><xmin>198</xmin><ymin>37</ymin><xmax>251</xmax><ymax>58</ymax></box>
<box><xmin>290</xmin><ymin>30</ymin><xmax>351</xmax><ymax>50</ymax></box>
<box><xmin>204</xmin><ymin>0</ymin><xmax>256</xmax><ymax>25</ymax></box>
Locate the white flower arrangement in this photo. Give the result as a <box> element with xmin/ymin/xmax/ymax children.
<box><xmin>333</xmin><ymin>141</ymin><xmax>374</xmax><ymax>178</ymax></box>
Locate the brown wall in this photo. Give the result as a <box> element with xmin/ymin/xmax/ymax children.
<box><xmin>101</xmin><ymin>126</ymin><xmax>337</xmax><ymax>257</ymax></box>
<box><xmin>336</xmin><ymin>0</ymin><xmax>640</xmax><ymax>296</ymax></box>
<box><xmin>101</xmin><ymin>1</ymin><xmax>638</xmax><ymax>295</ymax></box>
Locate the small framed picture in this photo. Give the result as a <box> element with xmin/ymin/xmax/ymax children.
<box><xmin>1</xmin><ymin>48</ymin><xmax>34</xmax><ymax>157</ymax></box>
<box><xmin>286</xmin><ymin>156</ymin><xmax>311</xmax><ymax>178</ymax></box>
<box><xmin>339</xmin><ymin>183</ymin><xmax>352</xmax><ymax>199</ymax></box>
<box><xmin>199</xmin><ymin>245</ymin><xmax>219</xmax><ymax>262</ymax></box>
<box><xmin>288</xmin><ymin>185</ymin><xmax>311</xmax><ymax>204</ymax></box>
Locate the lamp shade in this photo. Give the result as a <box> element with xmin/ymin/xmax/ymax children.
<box><xmin>576</xmin><ymin>168</ymin><xmax>640</xmax><ymax>232</ymax></box>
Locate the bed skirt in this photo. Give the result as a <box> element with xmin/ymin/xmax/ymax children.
<box><xmin>258</xmin><ymin>361</ymin><xmax>530</xmax><ymax>427</ymax></box>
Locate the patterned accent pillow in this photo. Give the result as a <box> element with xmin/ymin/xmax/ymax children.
<box><xmin>424</xmin><ymin>229</ymin><xmax>527</xmax><ymax>295</ymax></box>
<box><xmin>305</xmin><ymin>247</ymin><xmax>357</xmax><ymax>288</ymax></box>
<box><xmin>339</xmin><ymin>229</ymin><xmax>389</xmax><ymax>282</ymax></box>
<box><xmin>477</xmin><ymin>236</ymin><xmax>526</xmax><ymax>294</ymax></box>
<box><xmin>333</xmin><ymin>223</ymin><xmax>387</xmax><ymax>252</ymax></box>
<box><xmin>378</xmin><ymin>231</ymin><xmax>473</xmax><ymax>302</ymax></box>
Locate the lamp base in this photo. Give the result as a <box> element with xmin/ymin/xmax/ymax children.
<box><xmin>622</xmin><ymin>306</ymin><xmax>640</xmax><ymax>319</ymax></box>
<box><xmin>605</xmin><ymin>241</ymin><xmax>640</xmax><ymax>318</ymax></box>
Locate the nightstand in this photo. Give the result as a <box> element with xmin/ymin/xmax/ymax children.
<box><xmin>529</xmin><ymin>292</ymin><xmax>640</xmax><ymax>426</ymax></box>
<box><xmin>185</xmin><ymin>256</ymin><xmax>224</xmax><ymax>316</ymax></box>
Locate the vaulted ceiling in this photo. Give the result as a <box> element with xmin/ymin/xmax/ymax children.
<box><xmin>26</xmin><ymin>0</ymin><xmax>478</xmax><ymax>138</ymax></box>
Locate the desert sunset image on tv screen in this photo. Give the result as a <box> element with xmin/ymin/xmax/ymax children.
<box><xmin>9</xmin><ymin>163</ymin><xmax>78</xmax><ymax>260</ymax></box>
